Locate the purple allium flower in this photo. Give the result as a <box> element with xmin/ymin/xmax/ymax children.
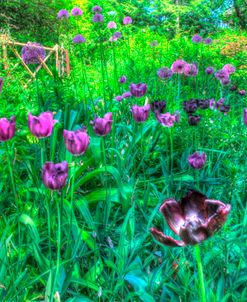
<box><xmin>123</xmin><ymin>16</ymin><xmax>132</xmax><ymax>25</ymax></box>
<box><xmin>113</xmin><ymin>31</ymin><xmax>122</xmax><ymax>39</ymax></box>
<box><xmin>42</xmin><ymin>161</ymin><xmax>68</xmax><ymax>191</ymax></box>
<box><xmin>150</xmin><ymin>40</ymin><xmax>158</xmax><ymax>47</ymax></box>
<box><xmin>109</xmin><ymin>36</ymin><xmax>118</xmax><ymax>42</ymax></box>
<box><xmin>192</xmin><ymin>34</ymin><xmax>203</xmax><ymax>43</ymax></box>
<box><xmin>93</xmin><ymin>13</ymin><xmax>104</xmax><ymax>23</ymax></box>
<box><xmin>122</xmin><ymin>91</ymin><xmax>132</xmax><ymax>98</ymax></box>
<box><xmin>107</xmin><ymin>21</ymin><xmax>117</xmax><ymax>29</ymax></box>
<box><xmin>92</xmin><ymin>5</ymin><xmax>102</xmax><ymax>13</ymax></box>
<box><xmin>204</xmin><ymin>38</ymin><xmax>212</xmax><ymax>45</ymax></box>
<box><xmin>0</xmin><ymin>116</ymin><xmax>16</xmax><ymax>142</ymax></box>
<box><xmin>157</xmin><ymin>67</ymin><xmax>173</xmax><ymax>79</ymax></box>
<box><xmin>188</xmin><ymin>115</ymin><xmax>201</xmax><ymax>126</ymax></box>
<box><xmin>72</xmin><ymin>34</ymin><xmax>86</xmax><ymax>44</ymax></box>
<box><xmin>21</xmin><ymin>42</ymin><xmax>46</xmax><ymax>64</ymax></box>
<box><xmin>119</xmin><ymin>75</ymin><xmax>127</xmax><ymax>84</ymax></box>
<box><xmin>184</xmin><ymin>63</ymin><xmax>198</xmax><ymax>77</ymax></box>
<box><xmin>171</xmin><ymin>59</ymin><xmax>187</xmax><ymax>74</ymax></box>
<box><xmin>239</xmin><ymin>90</ymin><xmax>246</xmax><ymax>96</ymax></box>
<box><xmin>71</xmin><ymin>7</ymin><xmax>83</xmax><ymax>16</ymax></box>
<box><xmin>129</xmin><ymin>83</ymin><xmax>147</xmax><ymax>98</ymax></box>
<box><xmin>183</xmin><ymin>99</ymin><xmax>198</xmax><ymax>114</ymax></box>
<box><xmin>222</xmin><ymin>64</ymin><xmax>235</xmax><ymax>75</ymax></box>
<box><xmin>243</xmin><ymin>109</ymin><xmax>247</xmax><ymax>126</ymax></box>
<box><xmin>215</xmin><ymin>69</ymin><xmax>229</xmax><ymax>81</ymax></box>
<box><xmin>91</xmin><ymin>113</ymin><xmax>112</xmax><ymax>136</ymax></box>
<box><xmin>0</xmin><ymin>77</ymin><xmax>3</xmax><ymax>93</ymax></box>
<box><xmin>131</xmin><ymin>104</ymin><xmax>151</xmax><ymax>123</ymax></box>
<box><xmin>151</xmin><ymin>101</ymin><xmax>166</xmax><ymax>114</ymax></box>
<box><xmin>63</xmin><ymin>128</ymin><xmax>90</xmax><ymax>156</ymax></box>
<box><xmin>230</xmin><ymin>85</ymin><xmax>237</xmax><ymax>91</ymax></box>
<box><xmin>205</xmin><ymin>67</ymin><xmax>214</xmax><ymax>75</ymax></box>
<box><xmin>28</xmin><ymin>112</ymin><xmax>57</xmax><ymax>138</ymax></box>
<box><xmin>188</xmin><ymin>152</ymin><xmax>206</xmax><ymax>169</ymax></box>
<box><xmin>220</xmin><ymin>78</ymin><xmax>231</xmax><ymax>86</ymax></box>
<box><xmin>115</xmin><ymin>95</ymin><xmax>123</xmax><ymax>102</ymax></box>
<box><xmin>156</xmin><ymin>112</ymin><xmax>176</xmax><ymax>127</ymax></box>
<box><xmin>57</xmin><ymin>9</ymin><xmax>69</xmax><ymax>19</ymax></box>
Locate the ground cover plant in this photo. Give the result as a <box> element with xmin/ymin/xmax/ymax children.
<box><xmin>0</xmin><ymin>1</ymin><xmax>247</xmax><ymax>301</ymax></box>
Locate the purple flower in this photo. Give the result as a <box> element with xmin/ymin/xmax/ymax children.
<box><xmin>204</xmin><ymin>38</ymin><xmax>212</xmax><ymax>45</ymax></box>
<box><xmin>156</xmin><ymin>112</ymin><xmax>176</xmax><ymax>127</ymax></box>
<box><xmin>171</xmin><ymin>59</ymin><xmax>186</xmax><ymax>74</ymax></box>
<box><xmin>243</xmin><ymin>109</ymin><xmax>247</xmax><ymax>126</ymax></box>
<box><xmin>28</xmin><ymin>112</ymin><xmax>57</xmax><ymax>138</ymax></box>
<box><xmin>123</xmin><ymin>16</ymin><xmax>132</xmax><ymax>25</ymax></box>
<box><xmin>230</xmin><ymin>85</ymin><xmax>237</xmax><ymax>91</ymax></box>
<box><xmin>188</xmin><ymin>152</ymin><xmax>206</xmax><ymax>169</ymax></box>
<box><xmin>91</xmin><ymin>113</ymin><xmax>112</xmax><ymax>136</ymax></box>
<box><xmin>150</xmin><ymin>190</ymin><xmax>231</xmax><ymax>247</ymax></box>
<box><xmin>115</xmin><ymin>95</ymin><xmax>123</xmax><ymax>102</ymax></box>
<box><xmin>71</xmin><ymin>7</ymin><xmax>83</xmax><ymax>16</ymax></box>
<box><xmin>119</xmin><ymin>75</ymin><xmax>127</xmax><ymax>84</ymax></box>
<box><xmin>215</xmin><ymin>98</ymin><xmax>225</xmax><ymax>109</ymax></box>
<box><xmin>0</xmin><ymin>77</ymin><xmax>3</xmax><ymax>93</ymax></box>
<box><xmin>93</xmin><ymin>13</ymin><xmax>104</xmax><ymax>23</ymax></box>
<box><xmin>183</xmin><ymin>99</ymin><xmax>198</xmax><ymax>114</ymax></box>
<box><xmin>92</xmin><ymin>5</ymin><xmax>102</xmax><ymax>13</ymax></box>
<box><xmin>215</xmin><ymin>69</ymin><xmax>229</xmax><ymax>81</ymax></box>
<box><xmin>197</xmin><ymin>99</ymin><xmax>210</xmax><ymax>109</ymax></box>
<box><xmin>151</xmin><ymin>101</ymin><xmax>166</xmax><ymax>114</ymax></box>
<box><xmin>0</xmin><ymin>116</ymin><xmax>16</xmax><ymax>142</ymax></box>
<box><xmin>157</xmin><ymin>67</ymin><xmax>173</xmax><ymax>79</ymax></box>
<box><xmin>222</xmin><ymin>64</ymin><xmax>235</xmax><ymax>75</ymax></box>
<box><xmin>109</xmin><ymin>36</ymin><xmax>118</xmax><ymax>42</ymax></box>
<box><xmin>21</xmin><ymin>42</ymin><xmax>46</xmax><ymax>64</ymax></box>
<box><xmin>192</xmin><ymin>34</ymin><xmax>203</xmax><ymax>43</ymax></box>
<box><xmin>63</xmin><ymin>128</ymin><xmax>90</xmax><ymax>156</ymax></box>
<box><xmin>122</xmin><ymin>91</ymin><xmax>132</xmax><ymax>98</ymax></box>
<box><xmin>188</xmin><ymin>115</ymin><xmax>201</xmax><ymax>126</ymax></box>
<box><xmin>113</xmin><ymin>31</ymin><xmax>122</xmax><ymax>39</ymax></box>
<box><xmin>239</xmin><ymin>90</ymin><xmax>246</xmax><ymax>96</ymax></box>
<box><xmin>220</xmin><ymin>78</ymin><xmax>231</xmax><ymax>86</ymax></box>
<box><xmin>42</xmin><ymin>161</ymin><xmax>68</xmax><ymax>191</ymax></box>
<box><xmin>131</xmin><ymin>104</ymin><xmax>151</xmax><ymax>123</ymax></box>
<box><xmin>72</xmin><ymin>34</ymin><xmax>86</xmax><ymax>44</ymax></box>
<box><xmin>205</xmin><ymin>67</ymin><xmax>214</xmax><ymax>75</ymax></box>
<box><xmin>57</xmin><ymin>9</ymin><xmax>69</xmax><ymax>19</ymax></box>
<box><xmin>108</xmin><ymin>21</ymin><xmax>117</xmax><ymax>29</ymax></box>
<box><xmin>129</xmin><ymin>83</ymin><xmax>147</xmax><ymax>98</ymax></box>
<box><xmin>184</xmin><ymin>63</ymin><xmax>198</xmax><ymax>77</ymax></box>
<box><xmin>219</xmin><ymin>105</ymin><xmax>230</xmax><ymax>114</ymax></box>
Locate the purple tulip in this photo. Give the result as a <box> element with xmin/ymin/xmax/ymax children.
<box><xmin>204</xmin><ymin>38</ymin><xmax>212</xmax><ymax>45</ymax></box>
<box><xmin>184</xmin><ymin>63</ymin><xmax>198</xmax><ymax>77</ymax></box>
<box><xmin>72</xmin><ymin>34</ymin><xmax>86</xmax><ymax>44</ymax></box>
<box><xmin>192</xmin><ymin>34</ymin><xmax>203</xmax><ymax>43</ymax></box>
<box><xmin>108</xmin><ymin>21</ymin><xmax>117</xmax><ymax>29</ymax></box>
<box><xmin>91</xmin><ymin>113</ymin><xmax>112</xmax><ymax>136</ymax></box>
<box><xmin>219</xmin><ymin>105</ymin><xmax>230</xmax><ymax>114</ymax></box>
<box><xmin>239</xmin><ymin>90</ymin><xmax>246</xmax><ymax>96</ymax></box>
<box><xmin>156</xmin><ymin>112</ymin><xmax>176</xmax><ymax>127</ymax></box>
<box><xmin>131</xmin><ymin>104</ymin><xmax>151</xmax><ymax>123</ymax></box>
<box><xmin>93</xmin><ymin>13</ymin><xmax>104</xmax><ymax>23</ymax></box>
<box><xmin>71</xmin><ymin>7</ymin><xmax>83</xmax><ymax>16</ymax></box>
<box><xmin>151</xmin><ymin>101</ymin><xmax>166</xmax><ymax>114</ymax></box>
<box><xmin>122</xmin><ymin>91</ymin><xmax>132</xmax><ymax>99</ymax></box>
<box><xmin>0</xmin><ymin>77</ymin><xmax>3</xmax><ymax>93</ymax></box>
<box><xmin>119</xmin><ymin>75</ymin><xmax>127</xmax><ymax>84</ymax></box>
<box><xmin>123</xmin><ymin>16</ymin><xmax>132</xmax><ymax>25</ymax></box>
<box><xmin>42</xmin><ymin>161</ymin><xmax>68</xmax><ymax>190</ymax></box>
<box><xmin>28</xmin><ymin>112</ymin><xmax>57</xmax><ymax>138</ymax></box>
<box><xmin>129</xmin><ymin>83</ymin><xmax>147</xmax><ymax>98</ymax></box>
<box><xmin>92</xmin><ymin>5</ymin><xmax>102</xmax><ymax>13</ymax></box>
<box><xmin>115</xmin><ymin>95</ymin><xmax>123</xmax><ymax>102</ymax></box>
<box><xmin>57</xmin><ymin>9</ymin><xmax>69</xmax><ymax>19</ymax></box>
<box><xmin>0</xmin><ymin>116</ymin><xmax>16</xmax><ymax>142</ymax></box>
<box><xmin>150</xmin><ymin>190</ymin><xmax>231</xmax><ymax>247</ymax></box>
<box><xmin>222</xmin><ymin>64</ymin><xmax>235</xmax><ymax>75</ymax></box>
<box><xmin>183</xmin><ymin>99</ymin><xmax>198</xmax><ymax>114</ymax></box>
<box><xmin>197</xmin><ymin>99</ymin><xmax>210</xmax><ymax>109</ymax></box>
<box><xmin>188</xmin><ymin>151</ymin><xmax>206</xmax><ymax>169</ymax></box>
<box><xmin>220</xmin><ymin>78</ymin><xmax>231</xmax><ymax>86</ymax></box>
<box><xmin>63</xmin><ymin>128</ymin><xmax>90</xmax><ymax>156</ymax></box>
<box><xmin>171</xmin><ymin>59</ymin><xmax>186</xmax><ymax>74</ymax></box>
<box><xmin>205</xmin><ymin>67</ymin><xmax>214</xmax><ymax>75</ymax></box>
<box><xmin>243</xmin><ymin>109</ymin><xmax>247</xmax><ymax>126</ymax></box>
<box><xmin>157</xmin><ymin>67</ymin><xmax>173</xmax><ymax>79</ymax></box>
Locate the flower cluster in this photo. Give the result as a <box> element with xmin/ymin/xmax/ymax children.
<box><xmin>214</xmin><ymin>64</ymin><xmax>235</xmax><ymax>86</ymax></box>
<box><xmin>57</xmin><ymin>7</ymin><xmax>83</xmax><ymax>19</ymax></box>
<box><xmin>21</xmin><ymin>42</ymin><xmax>46</xmax><ymax>64</ymax></box>
<box><xmin>192</xmin><ymin>34</ymin><xmax>213</xmax><ymax>45</ymax></box>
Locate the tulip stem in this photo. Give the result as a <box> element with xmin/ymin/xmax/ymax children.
<box><xmin>194</xmin><ymin>244</ymin><xmax>206</xmax><ymax>302</ymax></box>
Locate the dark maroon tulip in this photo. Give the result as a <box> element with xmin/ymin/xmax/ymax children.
<box><xmin>197</xmin><ymin>99</ymin><xmax>210</xmax><ymax>109</ymax></box>
<box><xmin>188</xmin><ymin>151</ymin><xmax>206</xmax><ymax>169</ymax></box>
<box><xmin>0</xmin><ymin>116</ymin><xmax>16</xmax><ymax>142</ymax></box>
<box><xmin>150</xmin><ymin>190</ymin><xmax>231</xmax><ymax>247</ymax></box>
<box><xmin>230</xmin><ymin>85</ymin><xmax>237</xmax><ymax>91</ymax></box>
<box><xmin>188</xmin><ymin>115</ymin><xmax>201</xmax><ymax>126</ymax></box>
<box><xmin>91</xmin><ymin>112</ymin><xmax>112</xmax><ymax>136</ymax></box>
<box><xmin>183</xmin><ymin>99</ymin><xmax>198</xmax><ymax>114</ymax></box>
<box><xmin>131</xmin><ymin>104</ymin><xmax>151</xmax><ymax>122</ymax></box>
<box><xmin>63</xmin><ymin>128</ymin><xmax>90</xmax><ymax>156</ymax></box>
<box><xmin>28</xmin><ymin>112</ymin><xmax>57</xmax><ymax>138</ymax></box>
<box><xmin>42</xmin><ymin>161</ymin><xmax>68</xmax><ymax>190</ymax></box>
<box><xmin>129</xmin><ymin>83</ymin><xmax>147</xmax><ymax>98</ymax></box>
<box><xmin>243</xmin><ymin>109</ymin><xmax>247</xmax><ymax>126</ymax></box>
<box><xmin>0</xmin><ymin>77</ymin><xmax>3</xmax><ymax>93</ymax></box>
<box><xmin>151</xmin><ymin>101</ymin><xmax>166</xmax><ymax>113</ymax></box>
<box><xmin>219</xmin><ymin>105</ymin><xmax>230</xmax><ymax>114</ymax></box>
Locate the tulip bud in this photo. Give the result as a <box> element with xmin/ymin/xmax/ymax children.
<box><xmin>91</xmin><ymin>112</ymin><xmax>113</xmax><ymax>136</ymax></box>
<box><xmin>28</xmin><ymin>112</ymin><xmax>57</xmax><ymax>138</ymax></box>
<box><xmin>188</xmin><ymin>152</ymin><xmax>206</xmax><ymax>169</ymax></box>
<box><xmin>63</xmin><ymin>128</ymin><xmax>90</xmax><ymax>156</ymax></box>
<box><xmin>118</xmin><ymin>75</ymin><xmax>127</xmax><ymax>84</ymax></box>
<box><xmin>0</xmin><ymin>116</ymin><xmax>16</xmax><ymax>142</ymax></box>
<box><xmin>42</xmin><ymin>161</ymin><xmax>68</xmax><ymax>190</ymax></box>
<box><xmin>131</xmin><ymin>104</ymin><xmax>150</xmax><ymax>122</ymax></box>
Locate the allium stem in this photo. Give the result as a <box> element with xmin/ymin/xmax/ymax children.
<box><xmin>194</xmin><ymin>245</ymin><xmax>206</xmax><ymax>302</ymax></box>
<box><xmin>177</xmin><ymin>74</ymin><xmax>181</xmax><ymax>101</ymax></box>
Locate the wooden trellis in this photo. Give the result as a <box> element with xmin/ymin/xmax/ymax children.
<box><xmin>0</xmin><ymin>34</ymin><xmax>70</xmax><ymax>85</ymax></box>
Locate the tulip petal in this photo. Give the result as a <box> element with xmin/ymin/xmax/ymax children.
<box><xmin>150</xmin><ymin>227</ymin><xmax>185</xmax><ymax>247</ymax></box>
<box><xmin>180</xmin><ymin>190</ymin><xmax>207</xmax><ymax>221</ymax></box>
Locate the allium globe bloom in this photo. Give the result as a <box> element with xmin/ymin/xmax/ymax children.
<box><xmin>192</xmin><ymin>34</ymin><xmax>203</xmax><ymax>43</ymax></box>
<box><xmin>205</xmin><ymin>67</ymin><xmax>214</xmax><ymax>75</ymax></box>
<box><xmin>157</xmin><ymin>67</ymin><xmax>173</xmax><ymax>79</ymax></box>
<box><xmin>21</xmin><ymin>42</ymin><xmax>46</xmax><ymax>64</ymax></box>
<box><xmin>122</xmin><ymin>91</ymin><xmax>132</xmax><ymax>98</ymax></box>
<box><xmin>109</xmin><ymin>36</ymin><xmax>118</xmax><ymax>42</ymax></box>
<box><xmin>129</xmin><ymin>83</ymin><xmax>147</xmax><ymax>98</ymax></box>
<box><xmin>150</xmin><ymin>190</ymin><xmax>231</xmax><ymax>247</ymax></box>
<box><xmin>42</xmin><ymin>161</ymin><xmax>68</xmax><ymax>191</ymax></box>
<box><xmin>107</xmin><ymin>21</ymin><xmax>117</xmax><ymax>29</ymax></box>
<box><xmin>0</xmin><ymin>116</ymin><xmax>16</xmax><ymax>142</ymax></box>
<box><xmin>215</xmin><ymin>69</ymin><xmax>229</xmax><ymax>81</ymax></box>
<box><xmin>184</xmin><ymin>63</ymin><xmax>198</xmax><ymax>77</ymax></box>
<box><xmin>222</xmin><ymin>64</ymin><xmax>235</xmax><ymax>75</ymax></box>
<box><xmin>131</xmin><ymin>104</ymin><xmax>151</xmax><ymax>123</ymax></box>
<box><xmin>243</xmin><ymin>109</ymin><xmax>247</xmax><ymax>126</ymax></box>
<box><xmin>113</xmin><ymin>31</ymin><xmax>122</xmax><ymax>39</ymax></box>
<box><xmin>188</xmin><ymin>115</ymin><xmax>201</xmax><ymax>126</ymax></box>
<box><xmin>91</xmin><ymin>113</ymin><xmax>112</xmax><ymax>136</ymax></box>
<box><xmin>72</xmin><ymin>34</ymin><xmax>86</xmax><ymax>44</ymax></box>
<box><xmin>204</xmin><ymin>38</ymin><xmax>212</xmax><ymax>45</ymax></box>
<box><xmin>188</xmin><ymin>152</ymin><xmax>206</xmax><ymax>169</ymax></box>
<box><xmin>28</xmin><ymin>112</ymin><xmax>57</xmax><ymax>138</ymax></box>
<box><xmin>115</xmin><ymin>95</ymin><xmax>123</xmax><ymax>102</ymax></box>
<box><xmin>220</xmin><ymin>78</ymin><xmax>231</xmax><ymax>86</ymax></box>
<box><xmin>63</xmin><ymin>128</ymin><xmax>90</xmax><ymax>156</ymax></box>
<box><xmin>239</xmin><ymin>90</ymin><xmax>246</xmax><ymax>96</ymax></box>
<box><xmin>119</xmin><ymin>75</ymin><xmax>127</xmax><ymax>84</ymax></box>
<box><xmin>57</xmin><ymin>9</ymin><xmax>69</xmax><ymax>19</ymax></box>
<box><xmin>123</xmin><ymin>16</ymin><xmax>132</xmax><ymax>25</ymax></box>
<box><xmin>93</xmin><ymin>13</ymin><xmax>104</xmax><ymax>23</ymax></box>
<box><xmin>0</xmin><ymin>77</ymin><xmax>3</xmax><ymax>93</ymax></box>
<box><xmin>71</xmin><ymin>7</ymin><xmax>83</xmax><ymax>16</ymax></box>
<box><xmin>151</xmin><ymin>101</ymin><xmax>166</xmax><ymax>114</ymax></box>
<box><xmin>171</xmin><ymin>59</ymin><xmax>186</xmax><ymax>74</ymax></box>
<box><xmin>183</xmin><ymin>99</ymin><xmax>198</xmax><ymax>114</ymax></box>
<box><xmin>92</xmin><ymin>5</ymin><xmax>102</xmax><ymax>13</ymax></box>
<box><xmin>156</xmin><ymin>112</ymin><xmax>176</xmax><ymax>127</ymax></box>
